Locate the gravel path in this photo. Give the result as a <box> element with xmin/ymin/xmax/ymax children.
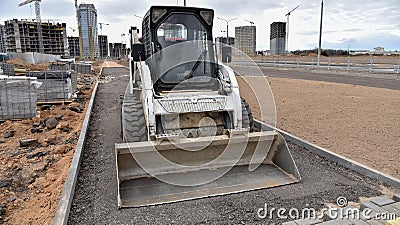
<box><xmin>68</xmin><ymin>68</ymin><xmax>384</xmax><ymax>224</ymax></box>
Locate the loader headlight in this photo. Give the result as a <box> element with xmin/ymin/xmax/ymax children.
<box><xmin>152</xmin><ymin>8</ymin><xmax>167</xmax><ymax>23</ymax></box>
<box><xmin>200</xmin><ymin>11</ymin><xmax>213</xmax><ymax>25</ymax></box>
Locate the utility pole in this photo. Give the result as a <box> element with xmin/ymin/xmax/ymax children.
<box><xmin>120</xmin><ymin>33</ymin><xmax>126</xmax><ymax>59</ymax></box>
<box><xmin>217</xmin><ymin>17</ymin><xmax>237</xmax><ymax>45</ymax></box>
<box><xmin>184</xmin><ymin>0</ymin><xmax>186</xmax><ymax>6</ymax></box>
<box><xmin>285</xmin><ymin>5</ymin><xmax>299</xmax><ymax>55</ymax></box>
<box><xmin>317</xmin><ymin>0</ymin><xmax>324</xmax><ymax>67</ymax></box>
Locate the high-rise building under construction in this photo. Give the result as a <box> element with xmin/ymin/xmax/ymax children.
<box><xmin>98</xmin><ymin>35</ymin><xmax>108</xmax><ymax>58</ymax></box>
<box><xmin>0</xmin><ymin>25</ymin><xmax>7</xmax><ymax>53</ymax></box>
<box><xmin>77</xmin><ymin>3</ymin><xmax>99</xmax><ymax>59</ymax></box>
<box><xmin>270</xmin><ymin>22</ymin><xmax>286</xmax><ymax>55</ymax></box>
<box><xmin>235</xmin><ymin>26</ymin><xmax>256</xmax><ymax>55</ymax></box>
<box><xmin>4</xmin><ymin>19</ymin><xmax>68</xmax><ymax>55</ymax></box>
<box><xmin>68</xmin><ymin>36</ymin><xmax>80</xmax><ymax>57</ymax></box>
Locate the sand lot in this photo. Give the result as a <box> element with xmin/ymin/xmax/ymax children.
<box><xmin>238</xmin><ymin>76</ymin><xmax>400</xmax><ymax>179</ymax></box>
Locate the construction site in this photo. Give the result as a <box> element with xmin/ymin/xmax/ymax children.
<box><xmin>0</xmin><ymin>1</ymin><xmax>399</xmax><ymax>225</ymax></box>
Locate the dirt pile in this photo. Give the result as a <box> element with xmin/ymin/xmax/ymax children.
<box><xmin>4</xmin><ymin>59</ymin><xmax>30</xmax><ymax>69</ymax></box>
<box><xmin>28</xmin><ymin>63</ymin><xmax>50</xmax><ymax>71</ymax></box>
<box><xmin>5</xmin><ymin>59</ymin><xmax>49</xmax><ymax>71</ymax></box>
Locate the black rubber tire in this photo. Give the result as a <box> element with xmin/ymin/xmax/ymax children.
<box><xmin>122</xmin><ymin>94</ymin><xmax>148</xmax><ymax>142</ymax></box>
<box><xmin>241</xmin><ymin>98</ymin><xmax>254</xmax><ymax>132</ymax></box>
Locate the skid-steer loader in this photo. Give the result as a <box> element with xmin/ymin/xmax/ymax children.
<box><xmin>115</xmin><ymin>6</ymin><xmax>301</xmax><ymax>208</ymax></box>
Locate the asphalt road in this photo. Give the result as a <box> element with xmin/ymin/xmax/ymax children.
<box><xmin>68</xmin><ymin>67</ymin><xmax>383</xmax><ymax>224</ymax></box>
<box><xmin>230</xmin><ymin>65</ymin><xmax>400</xmax><ymax>91</ymax></box>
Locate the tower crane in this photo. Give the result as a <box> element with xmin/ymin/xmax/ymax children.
<box><xmin>19</xmin><ymin>0</ymin><xmax>44</xmax><ymax>53</ymax></box>
<box><xmin>99</xmin><ymin>22</ymin><xmax>109</xmax><ymax>35</ymax></box>
<box><xmin>245</xmin><ymin>19</ymin><xmax>255</xmax><ymax>26</ymax></box>
<box><xmin>285</xmin><ymin>5</ymin><xmax>300</xmax><ymax>55</ymax></box>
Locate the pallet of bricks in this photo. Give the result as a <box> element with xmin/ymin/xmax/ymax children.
<box><xmin>26</xmin><ymin>71</ymin><xmax>77</xmax><ymax>103</ymax></box>
<box><xmin>0</xmin><ymin>75</ymin><xmax>38</xmax><ymax>120</ymax></box>
<box><xmin>0</xmin><ymin>63</ymin><xmax>15</xmax><ymax>76</ymax></box>
<box><xmin>48</xmin><ymin>62</ymin><xmax>70</xmax><ymax>71</ymax></box>
<box><xmin>71</xmin><ymin>62</ymin><xmax>92</xmax><ymax>74</ymax></box>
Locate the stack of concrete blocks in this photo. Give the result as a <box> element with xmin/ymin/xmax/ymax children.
<box><xmin>26</xmin><ymin>71</ymin><xmax>77</xmax><ymax>102</ymax></box>
<box><xmin>48</xmin><ymin>62</ymin><xmax>70</xmax><ymax>71</ymax></box>
<box><xmin>70</xmin><ymin>71</ymin><xmax>78</xmax><ymax>93</ymax></box>
<box><xmin>0</xmin><ymin>63</ymin><xmax>15</xmax><ymax>76</ymax></box>
<box><xmin>71</xmin><ymin>62</ymin><xmax>92</xmax><ymax>74</ymax></box>
<box><xmin>0</xmin><ymin>76</ymin><xmax>38</xmax><ymax>120</ymax></box>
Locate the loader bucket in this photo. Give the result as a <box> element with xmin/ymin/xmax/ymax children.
<box><xmin>115</xmin><ymin>122</ymin><xmax>301</xmax><ymax>208</ymax></box>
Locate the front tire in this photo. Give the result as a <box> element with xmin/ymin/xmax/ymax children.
<box><xmin>122</xmin><ymin>94</ymin><xmax>148</xmax><ymax>142</ymax></box>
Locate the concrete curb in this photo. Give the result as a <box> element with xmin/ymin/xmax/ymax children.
<box><xmin>52</xmin><ymin>80</ymin><xmax>99</xmax><ymax>225</ymax></box>
<box><xmin>256</xmin><ymin>121</ymin><xmax>400</xmax><ymax>189</ymax></box>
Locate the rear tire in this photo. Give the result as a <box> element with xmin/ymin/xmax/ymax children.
<box><xmin>241</xmin><ymin>98</ymin><xmax>254</xmax><ymax>132</ymax></box>
<box><xmin>122</xmin><ymin>94</ymin><xmax>148</xmax><ymax>142</ymax></box>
